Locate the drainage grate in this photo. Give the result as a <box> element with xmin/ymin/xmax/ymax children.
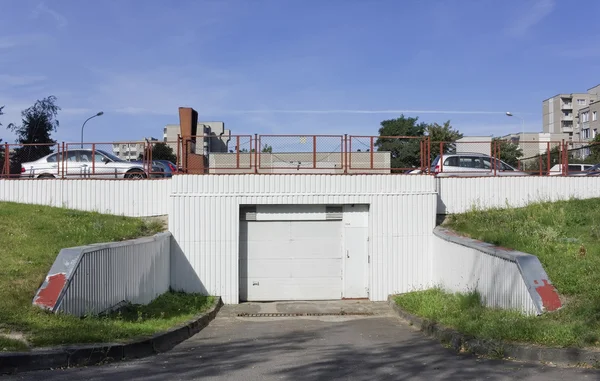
<box><xmin>237</xmin><ymin>312</ymin><xmax>374</xmax><ymax>317</ymax></box>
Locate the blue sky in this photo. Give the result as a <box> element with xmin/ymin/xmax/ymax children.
<box><xmin>0</xmin><ymin>0</ymin><xmax>598</xmax><ymax>144</ymax></box>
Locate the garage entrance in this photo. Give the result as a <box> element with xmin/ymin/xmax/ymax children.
<box><xmin>239</xmin><ymin>204</ymin><xmax>369</xmax><ymax>302</ymax></box>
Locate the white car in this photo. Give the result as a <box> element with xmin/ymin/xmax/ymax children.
<box><xmin>20</xmin><ymin>149</ymin><xmax>164</xmax><ymax>179</ymax></box>
<box><xmin>430</xmin><ymin>152</ymin><xmax>529</xmax><ymax>177</ymax></box>
<box><xmin>548</xmin><ymin>164</ymin><xmax>594</xmax><ymax>176</ymax></box>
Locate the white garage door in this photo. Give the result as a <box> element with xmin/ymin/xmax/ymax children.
<box><xmin>239</xmin><ymin>219</ymin><xmax>343</xmax><ymax>301</ymax></box>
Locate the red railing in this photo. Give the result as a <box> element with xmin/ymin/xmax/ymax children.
<box><xmin>1</xmin><ymin>136</ymin><xmax>597</xmax><ymax>179</ymax></box>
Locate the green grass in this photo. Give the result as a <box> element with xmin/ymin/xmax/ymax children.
<box><xmin>0</xmin><ymin>202</ymin><xmax>213</xmax><ymax>351</ymax></box>
<box><xmin>396</xmin><ymin>198</ymin><xmax>600</xmax><ymax>348</ymax></box>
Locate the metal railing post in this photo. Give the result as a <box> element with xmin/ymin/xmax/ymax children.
<box><xmin>254</xmin><ymin>134</ymin><xmax>259</xmax><ymax>174</ymax></box>
<box><xmin>313</xmin><ymin>135</ymin><xmax>317</xmax><ymax>169</ymax></box>
<box><xmin>236</xmin><ymin>136</ymin><xmax>240</xmax><ymax>169</ymax></box>
<box><xmin>370</xmin><ymin>136</ymin><xmax>374</xmax><ymax>170</ymax></box>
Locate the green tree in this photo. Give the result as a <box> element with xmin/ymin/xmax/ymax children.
<box><xmin>8</xmin><ymin>96</ymin><xmax>60</xmax><ymax>174</ymax></box>
<box><xmin>261</xmin><ymin>144</ymin><xmax>272</xmax><ymax>153</ymax></box>
<box><xmin>426</xmin><ymin>120</ymin><xmax>463</xmax><ymax>162</ymax></box>
<box><xmin>375</xmin><ymin>115</ymin><xmax>427</xmax><ymax>170</ymax></box>
<box><xmin>140</xmin><ymin>142</ymin><xmax>177</xmax><ymax>163</ymax></box>
<box><xmin>493</xmin><ymin>138</ymin><xmax>523</xmax><ymax>168</ymax></box>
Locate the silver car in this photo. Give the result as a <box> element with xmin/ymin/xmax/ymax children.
<box><xmin>430</xmin><ymin>152</ymin><xmax>529</xmax><ymax>177</ymax></box>
<box><xmin>20</xmin><ymin>149</ymin><xmax>164</xmax><ymax>179</ymax></box>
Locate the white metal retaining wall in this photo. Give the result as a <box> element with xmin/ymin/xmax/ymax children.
<box><xmin>437</xmin><ymin>176</ymin><xmax>600</xmax><ymax>214</ymax></box>
<box><xmin>33</xmin><ymin>232</ymin><xmax>171</xmax><ymax>317</ymax></box>
<box><xmin>433</xmin><ymin>227</ymin><xmax>561</xmax><ymax>315</ymax></box>
<box><xmin>0</xmin><ymin>179</ymin><xmax>170</xmax><ymax>217</ymax></box>
<box><xmin>169</xmin><ymin>175</ymin><xmax>438</xmax><ymax>304</ymax></box>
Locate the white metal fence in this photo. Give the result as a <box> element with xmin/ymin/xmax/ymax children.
<box><xmin>437</xmin><ymin>176</ymin><xmax>600</xmax><ymax>214</ymax></box>
<box><xmin>0</xmin><ymin>179</ymin><xmax>170</xmax><ymax>217</ymax></box>
<box><xmin>34</xmin><ymin>232</ymin><xmax>172</xmax><ymax>317</ymax></box>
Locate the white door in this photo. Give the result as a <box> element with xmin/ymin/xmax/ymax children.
<box><xmin>343</xmin><ymin>205</ymin><xmax>369</xmax><ymax>298</ymax></box>
<box><xmin>240</xmin><ymin>220</ymin><xmax>343</xmax><ymax>301</ymax></box>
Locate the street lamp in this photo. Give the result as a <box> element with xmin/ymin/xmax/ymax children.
<box><xmin>80</xmin><ymin>111</ymin><xmax>104</xmax><ymax>148</ymax></box>
<box><xmin>505</xmin><ymin>111</ymin><xmax>524</xmax><ymax>137</ymax></box>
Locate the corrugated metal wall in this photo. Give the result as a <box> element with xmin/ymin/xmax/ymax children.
<box><xmin>169</xmin><ymin>175</ymin><xmax>437</xmax><ymax>304</ymax></box>
<box><xmin>0</xmin><ymin>179</ymin><xmax>170</xmax><ymax>217</ymax></box>
<box><xmin>437</xmin><ymin>177</ymin><xmax>600</xmax><ymax>214</ymax></box>
<box><xmin>57</xmin><ymin>233</ymin><xmax>171</xmax><ymax>316</ymax></box>
<box><xmin>433</xmin><ymin>234</ymin><xmax>537</xmax><ymax>315</ymax></box>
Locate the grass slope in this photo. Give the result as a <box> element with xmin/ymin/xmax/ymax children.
<box><xmin>397</xmin><ymin>198</ymin><xmax>600</xmax><ymax>348</ymax></box>
<box><xmin>0</xmin><ymin>202</ymin><xmax>212</xmax><ymax>351</ymax></box>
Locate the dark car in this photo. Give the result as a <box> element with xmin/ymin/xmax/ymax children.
<box><xmin>133</xmin><ymin>160</ymin><xmax>178</xmax><ymax>178</ymax></box>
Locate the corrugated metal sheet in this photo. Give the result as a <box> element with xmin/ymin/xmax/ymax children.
<box><xmin>437</xmin><ymin>177</ymin><xmax>600</xmax><ymax>214</ymax></box>
<box><xmin>169</xmin><ymin>175</ymin><xmax>437</xmax><ymax>304</ymax></box>
<box><xmin>433</xmin><ymin>233</ymin><xmax>537</xmax><ymax>315</ymax></box>
<box><xmin>56</xmin><ymin>233</ymin><xmax>171</xmax><ymax>316</ymax></box>
<box><xmin>0</xmin><ymin>179</ymin><xmax>170</xmax><ymax>217</ymax></box>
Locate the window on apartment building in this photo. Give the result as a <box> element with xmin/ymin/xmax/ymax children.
<box><xmin>594</xmin><ymin>129</ymin><xmax>598</xmax><ymax>139</ymax></box>
<box><xmin>578</xmin><ymin>99</ymin><xmax>586</xmax><ymax>105</ymax></box>
<box><xmin>583</xmin><ymin>129</ymin><xmax>590</xmax><ymax>139</ymax></box>
<box><xmin>594</xmin><ymin>111</ymin><xmax>598</xmax><ymax>121</ymax></box>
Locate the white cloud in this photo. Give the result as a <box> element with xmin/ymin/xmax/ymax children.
<box><xmin>506</xmin><ymin>0</ymin><xmax>555</xmax><ymax>37</ymax></box>
<box><xmin>32</xmin><ymin>2</ymin><xmax>67</xmax><ymax>28</ymax></box>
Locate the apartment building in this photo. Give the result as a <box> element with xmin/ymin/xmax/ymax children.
<box><xmin>543</xmin><ymin>85</ymin><xmax>600</xmax><ymax>137</ymax></box>
<box><xmin>112</xmin><ymin>137</ymin><xmax>158</xmax><ymax>161</ymax></box>
<box><xmin>163</xmin><ymin>121</ymin><xmax>231</xmax><ymax>154</ymax></box>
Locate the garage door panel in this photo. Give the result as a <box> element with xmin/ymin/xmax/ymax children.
<box><xmin>289</xmin><ymin>221</ymin><xmax>340</xmax><ymax>238</ymax></box>
<box><xmin>288</xmin><ymin>240</ymin><xmax>342</xmax><ymax>259</ymax></box>
<box><xmin>243</xmin><ymin>221</ymin><xmax>290</xmax><ymax>239</ymax></box>
<box><xmin>242</xmin><ymin>258</ymin><xmax>342</xmax><ymax>279</ymax></box>
<box><xmin>240</xmin><ymin>278</ymin><xmax>342</xmax><ymax>301</ymax></box>
<box><xmin>240</xmin><ymin>219</ymin><xmax>343</xmax><ymax>301</ymax></box>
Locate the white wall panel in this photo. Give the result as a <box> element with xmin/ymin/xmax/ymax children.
<box><xmin>169</xmin><ymin>175</ymin><xmax>437</xmax><ymax>304</ymax></box>
<box><xmin>437</xmin><ymin>177</ymin><xmax>600</xmax><ymax>214</ymax></box>
<box><xmin>433</xmin><ymin>231</ymin><xmax>539</xmax><ymax>315</ymax></box>
<box><xmin>0</xmin><ymin>179</ymin><xmax>170</xmax><ymax>217</ymax></box>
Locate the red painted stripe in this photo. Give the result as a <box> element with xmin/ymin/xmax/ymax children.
<box><xmin>34</xmin><ymin>273</ymin><xmax>67</xmax><ymax>309</ymax></box>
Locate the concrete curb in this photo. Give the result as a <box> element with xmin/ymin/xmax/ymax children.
<box><xmin>0</xmin><ymin>297</ymin><xmax>223</xmax><ymax>375</ymax></box>
<box><xmin>388</xmin><ymin>296</ymin><xmax>600</xmax><ymax>367</ymax></box>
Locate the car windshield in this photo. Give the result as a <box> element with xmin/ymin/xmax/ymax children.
<box><xmin>96</xmin><ymin>149</ymin><xmax>126</xmax><ymax>162</ymax></box>
<box><xmin>586</xmin><ymin>164</ymin><xmax>600</xmax><ymax>172</ymax></box>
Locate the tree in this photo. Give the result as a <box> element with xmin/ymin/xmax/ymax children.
<box><xmin>261</xmin><ymin>144</ymin><xmax>272</xmax><ymax>153</ymax></box>
<box><xmin>7</xmin><ymin>96</ymin><xmax>60</xmax><ymax>174</ymax></box>
<box><xmin>493</xmin><ymin>138</ymin><xmax>523</xmax><ymax>168</ymax></box>
<box><xmin>139</xmin><ymin>142</ymin><xmax>177</xmax><ymax>163</ymax></box>
<box><xmin>375</xmin><ymin>115</ymin><xmax>427</xmax><ymax>170</ymax></box>
<box><xmin>426</xmin><ymin>120</ymin><xmax>463</xmax><ymax>162</ymax></box>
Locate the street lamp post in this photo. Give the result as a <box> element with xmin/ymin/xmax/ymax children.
<box><xmin>505</xmin><ymin>111</ymin><xmax>524</xmax><ymax>137</ymax></box>
<box><xmin>80</xmin><ymin>112</ymin><xmax>104</xmax><ymax>148</ymax></box>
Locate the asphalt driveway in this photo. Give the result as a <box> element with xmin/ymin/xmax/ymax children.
<box><xmin>4</xmin><ymin>301</ymin><xmax>599</xmax><ymax>381</ymax></box>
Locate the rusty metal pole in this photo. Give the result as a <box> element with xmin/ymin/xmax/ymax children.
<box><xmin>236</xmin><ymin>136</ymin><xmax>240</xmax><ymax>169</ymax></box>
<box><xmin>92</xmin><ymin>143</ymin><xmax>96</xmax><ymax>176</ymax></box>
<box><xmin>546</xmin><ymin>142</ymin><xmax>551</xmax><ymax>176</ymax></box>
<box><xmin>343</xmin><ymin>135</ymin><xmax>348</xmax><ymax>174</ymax></box>
<box><xmin>370</xmin><ymin>136</ymin><xmax>374</xmax><ymax>170</ymax></box>
<box><xmin>313</xmin><ymin>135</ymin><xmax>317</xmax><ymax>169</ymax></box>
<box><xmin>61</xmin><ymin>142</ymin><xmax>66</xmax><ymax>179</ymax></box>
<box><xmin>439</xmin><ymin>142</ymin><xmax>444</xmax><ymax>174</ymax></box>
<box><xmin>176</xmin><ymin>134</ymin><xmax>181</xmax><ymax>173</ymax></box>
<box><xmin>254</xmin><ymin>134</ymin><xmax>259</xmax><ymax>174</ymax></box>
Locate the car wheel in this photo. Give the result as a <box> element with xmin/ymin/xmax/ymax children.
<box><xmin>125</xmin><ymin>170</ymin><xmax>147</xmax><ymax>179</ymax></box>
<box><xmin>38</xmin><ymin>174</ymin><xmax>55</xmax><ymax>179</ymax></box>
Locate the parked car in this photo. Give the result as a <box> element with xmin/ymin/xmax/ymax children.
<box><xmin>430</xmin><ymin>152</ymin><xmax>529</xmax><ymax>177</ymax></box>
<box><xmin>132</xmin><ymin>159</ymin><xmax>178</xmax><ymax>178</ymax></box>
<box><xmin>548</xmin><ymin>164</ymin><xmax>594</xmax><ymax>176</ymax></box>
<box><xmin>20</xmin><ymin>149</ymin><xmax>164</xmax><ymax>179</ymax></box>
<box><xmin>583</xmin><ymin>163</ymin><xmax>600</xmax><ymax>176</ymax></box>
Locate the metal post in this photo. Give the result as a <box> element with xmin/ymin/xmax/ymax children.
<box><xmin>236</xmin><ymin>136</ymin><xmax>240</xmax><ymax>169</ymax></box>
<box><xmin>342</xmin><ymin>135</ymin><xmax>347</xmax><ymax>174</ymax></box>
<box><xmin>313</xmin><ymin>135</ymin><xmax>317</xmax><ymax>169</ymax></box>
<box><xmin>546</xmin><ymin>142</ymin><xmax>551</xmax><ymax>176</ymax></box>
<box><xmin>176</xmin><ymin>134</ymin><xmax>181</xmax><ymax>173</ymax></box>
<box><xmin>61</xmin><ymin>142</ymin><xmax>66</xmax><ymax>179</ymax></box>
<box><xmin>493</xmin><ymin>140</ymin><xmax>497</xmax><ymax>177</ymax></box>
<box><xmin>370</xmin><ymin>136</ymin><xmax>374</xmax><ymax>170</ymax></box>
<box><xmin>3</xmin><ymin>143</ymin><xmax>8</xmax><ymax>178</ymax></box>
<box><xmin>438</xmin><ymin>141</ymin><xmax>444</xmax><ymax>174</ymax></box>
<box><xmin>254</xmin><ymin>134</ymin><xmax>259</xmax><ymax>174</ymax></box>
<box><xmin>92</xmin><ymin>143</ymin><xmax>96</xmax><ymax>176</ymax></box>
